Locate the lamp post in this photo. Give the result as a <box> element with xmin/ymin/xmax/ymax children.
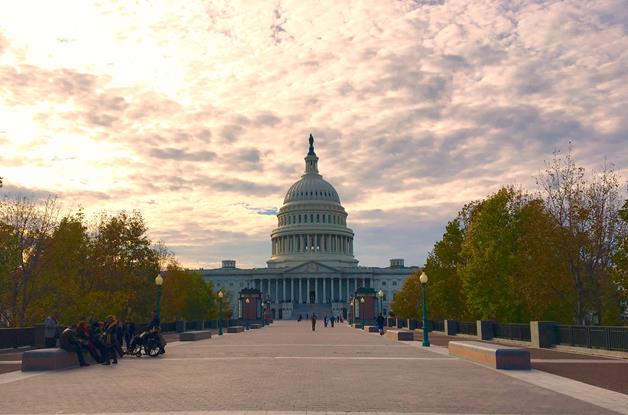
<box><xmin>154</xmin><ymin>274</ymin><xmax>163</xmax><ymax>321</ymax></box>
<box><xmin>245</xmin><ymin>297</ymin><xmax>250</xmax><ymax>330</ymax></box>
<box><xmin>217</xmin><ymin>290</ymin><xmax>224</xmax><ymax>336</ymax></box>
<box><xmin>377</xmin><ymin>289</ymin><xmax>384</xmax><ymax>317</ymax></box>
<box><xmin>260</xmin><ymin>297</ymin><xmax>265</xmax><ymax>327</ymax></box>
<box><xmin>359</xmin><ymin>297</ymin><xmax>365</xmax><ymax>325</ymax></box>
<box><xmin>420</xmin><ymin>271</ymin><xmax>430</xmax><ymax>347</ymax></box>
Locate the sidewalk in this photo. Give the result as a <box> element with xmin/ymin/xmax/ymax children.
<box><xmin>411</xmin><ymin>330</ymin><xmax>628</xmax><ymax>394</ymax></box>
<box><xmin>0</xmin><ymin>321</ymin><xmax>625</xmax><ymax>414</ymax></box>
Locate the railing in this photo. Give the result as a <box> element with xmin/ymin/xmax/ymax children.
<box><xmin>493</xmin><ymin>323</ymin><xmax>531</xmax><ymax>341</ymax></box>
<box><xmin>0</xmin><ymin>327</ymin><xmax>34</xmax><ymax>348</ymax></box>
<box><xmin>431</xmin><ymin>320</ymin><xmax>445</xmax><ymax>332</ymax></box>
<box><xmin>557</xmin><ymin>325</ymin><xmax>628</xmax><ymax>352</ymax></box>
<box><xmin>458</xmin><ymin>321</ymin><xmax>477</xmax><ymax>336</ymax></box>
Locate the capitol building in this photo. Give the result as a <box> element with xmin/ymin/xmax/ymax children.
<box><xmin>200</xmin><ymin>135</ymin><xmax>418</xmax><ymax>319</ymax></box>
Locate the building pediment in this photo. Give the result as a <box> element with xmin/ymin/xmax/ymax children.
<box><xmin>283</xmin><ymin>261</ymin><xmax>339</xmax><ymax>274</ymax></box>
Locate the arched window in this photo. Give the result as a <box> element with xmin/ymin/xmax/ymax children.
<box><xmin>310</xmin><ymin>214</ymin><xmax>313</xmax><ymax>222</ymax></box>
<box><xmin>299</xmin><ymin>215</ymin><xmax>302</xmax><ymax>223</ymax></box>
<box><xmin>316</xmin><ymin>214</ymin><xmax>319</xmax><ymax>222</ymax></box>
<box><xmin>322</xmin><ymin>215</ymin><xmax>326</xmax><ymax>223</ymax></box>
<box><xmin>304</xmin><ymin>215</ymin><xmax>307</xmax><ymax>223</ymax></box>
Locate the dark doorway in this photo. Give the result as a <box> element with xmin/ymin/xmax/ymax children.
<box><xmin>309</xmin><ymin>290</ymin><xmax>315</xmax><ymax>304</ymax></box>
<box><xmin>342</xmin><ymin>308</ymin><xmax>347</xmax><ymax>319</ymax></box>
<box><xmin>278</xmin><ymin>308</ymin><xmax>283</xmax><ymax>319</ymax></box>
<box><xmin>272</xmin><ymin>309</ymin><xmax>276</xmax><ymax>319</ymax></box>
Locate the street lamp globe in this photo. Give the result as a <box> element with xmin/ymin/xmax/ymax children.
<box><xmin>377</xmin><ymin>289</ymin><xmax>384</xmax><ymax>298</ymax></box>
<box><xmin>245</xmin><ymin>297</ymin><xmax>250</xmax><ymax>304</ymax></box>
<box><xmin>218</xmin><ymin>290</ymin><xmax>224</xmax><ymax>299</ymax></box>
<box><xmin>360</xmin><ymin>297</ymin><xmax>365</xmax><ymax>304</ymax></box>
<box><xmin>419</xmin><ymin>272</ymin><xmax>428</xmax><ymax>284</ymax></box>
<box><xmin>155</xmin><ymin>275</ymin><xmax>163</xmax><ymax>286</ymax></box>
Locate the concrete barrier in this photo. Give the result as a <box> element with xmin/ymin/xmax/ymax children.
<box><xmin>250</xmin><ymin>324</ymin><xmax>262</xmax><ymax>329</ymax></box>
<box><xmin>364</xmin><ymin>326</ymin><xmax>379</xmax><ymax>333</ymax></box>
<box><xmin>22</xmin><ymin>348</ymin><xmax>95</xmax><ymax>371</ymax></box>
<box><xmin>385</xmin><ymin>330</ymin><xmax>414</xmax><ymax>341</ymax></box>
<box><xmin>179</xmin><ymin>330</ymin><xmax>211</xmax><ymax>341</ymax></box>
<box><xmin>226</xmin><ymin>326</ymin><xmax>245</xmax><ymax>333</ymax></box>
<box><xmin>448</xmin><ymin>341</ymin><xmax>531</xmax><ymax>370</ymax></box>
<box><xmin>352</xmin><ymin>323</ymin><xmax>364</xmax><ymax>329</ymax></box>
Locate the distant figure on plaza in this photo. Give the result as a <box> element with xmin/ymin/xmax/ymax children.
<box><xmin>102</xmin><ymin>315</ymin><xmax>119</xmax><ymax>365</ymax></box>
<box><xmin>60</xmin><ymin>325</ymin><xmax>89</xmax><ymax>367</ymax></box>
<box><xmin>44</xmin><ymin>315</ymin><xmax>58</xmax><ymax>348</ymax></box>
<box><xmin>306</xmin><ymin>313</ymin><xmax>309</xmax><ymax>319</ymax></box>
<box><xmin>297</xmin><ymin>314</ymin><xmax>302</xmax><ymax>322</ymax></box>
<box><xmin>330</xmin><ymin>315</ymin><xmax>335</xmax><ymax>327</ymax></box>
<box><xmin>323</xmin><ymin>315</ymin><xmax>328</xmax><ymax>327</ymax></box>
<box><xmin>376</xmin><ymin>314</ymin><xmax>385</xmax><ymax>335</ymax></box>
<box><xmin>311</xmin><ymin>313</ymin><xmax>317</xmax><ymax>331</ymax></box>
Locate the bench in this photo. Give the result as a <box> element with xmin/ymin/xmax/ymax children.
<box><xmin>385</xmin><ymin>330</ymin><xmax>414</xmax><ymax>341</ymax></box>
<box><xmin>226</xmin><ymin>326</ymin><xmax>245</xmax><ymax>333</ymax></box>
<box><xmin>179</xmin><ymin>330</ymin><xmax>211</xmax><ymax>341</ymax></box>
<box><xmin>448</xmin><ymin>341</ymin><xmax>531</xmax><ymax>370</ymax></box>
<box><xmin>22</xmin><ymin>348</ymin><xmax>95</xmax><ymax>371</ymax></box>
<box><xmin>352</xmin><ymin>323</ymin><xmax>364</xmax><ymax>329</ymax></box>
<box><xmin>249</xmin><ymin>324</ymin><xmax>262</xmax><ymax>329</ymax></box>
<box><xmin>364</xmin><ymin>325</ymin><xmax>379</xmax><ymax>333</ymax></box>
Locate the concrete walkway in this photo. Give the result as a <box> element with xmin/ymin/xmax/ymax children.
<box><xmin>0</xmin><ymin>321</ymin><xmax>626</xmax><ymax>415</ymax></box>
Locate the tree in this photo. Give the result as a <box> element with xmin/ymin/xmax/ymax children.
<box><xmin>423</xmin><ymin>218</ymin><xmax>468</xmax><ymax>320</ymax></box>
<box><xmin>391</xmin><ymin>271</ymin><xmax>421</xmax><ymax>320</ymax></box>
<box><xmin>537</xmin><ymin>150</ymin><xmax>625</xmax><ymax>324</ymax></box>
<box><xmin>460</xmin><ymin>187</ymin><xmax>526</xmax><ymax>322</ymax></box>
<box><xmin>0</xmin><ymin>195</ymin><xmax>58</xmax><ymax>326</ymax></box>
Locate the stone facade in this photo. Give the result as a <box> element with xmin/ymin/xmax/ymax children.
<box><xmin>199</xmin><ymin>136</ymin><xmax>418</xmax><ymax>319</ymax></box>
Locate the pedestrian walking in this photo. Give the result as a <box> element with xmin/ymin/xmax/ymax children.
<box><xmin>44</xmin><ymin>315</ymin><xmax>58</xmax><ymax>348</ymax></box>
<box><xmin>102</xmin><ymin>315</ymin><xmax>119</xmax><ymax>365</ymax></box>
<box><xmin>311</xmin><ymin>313</ymin><xmax>317</xmax><ymax>331</ymax></box>
<box><xmin>324</xmin><ymin>315</ymin><xmax>328</xmax><ymax>327</ymax></box>
<box><xmin>376</xmin><ymin>314</ymin><xmax>385</xmax><ymax>335</ymax></box>
<box><xmin>330</xmin><ymin>315</ymin><xmax>335</xmax><ymax>327</ymax></box>
<box><xmin>124</xmin><ymin>321</ymin><xmax>135</xmax><ymax>350</ymax></box>
<box><xmin>297</xmin><ymin>314</ymin><xmax>302</xmax><ymax>322</ymax></box>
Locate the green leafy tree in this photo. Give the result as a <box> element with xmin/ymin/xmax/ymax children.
<box><xmin>391</xmin><ymin>271</ymin><xmax>421</xmax><ymax>320</ymax></box>
<box><xmin>423</xmin><ymin>218</ymin><xmax>468</xmax><ymax>320</ymax></box>
<box><xmin>461</xmin><ymin>187</ymin><xmax>526</xmax><ymax>322</ymax></box>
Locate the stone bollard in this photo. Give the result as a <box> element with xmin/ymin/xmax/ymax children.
<box><xmin>476</xmin><ymin>320</ymin><xmax>494</xmax><ymax>340</ymax></box>
<box><xmin>444</xmin><ymin>320</ymin><xmax>459</xmax><ymax>336</ymax></box>
<box><xmin>530</xmin><ymin>321</ymin><xmax>558</xmax><ymax>348</ymax></box>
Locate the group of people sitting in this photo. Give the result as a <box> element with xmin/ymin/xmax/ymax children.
<box><xmin>59</xmin><ymin>312</ymin><xmax>165</xmax><ymax>367</ymax></box>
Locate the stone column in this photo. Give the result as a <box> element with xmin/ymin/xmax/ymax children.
<box><xmin>275</xmin><ymin>279</ymin><xmax>279</xmax><ymax>303</ymax></box>
<box><xmin>298</xmin><ymin>278</ymin><xmax>302</xmax><ymax>303</ymax></box>
<box><xmin>314</xmin><ymin>278</ymin><xmax>318</xmax><ymax>303</ymax></box>
<box><xmin>323</xmin><ymin>278</ymin><xmax>327</xmax><ymax>304</ymax></box>
<box><xmin>307</xmin><ymin>278</ymin><xmax>311</xmax><ymax>303</ymax></box>
<box><xmin>283</xmin><ymin>278</ymin><xmax>287</xmax><ymax>302</ymax></box>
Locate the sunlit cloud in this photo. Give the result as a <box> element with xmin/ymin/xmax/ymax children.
<box><xmin>1</xmin><ymin>0</ymin><xmax>626</xmax><ymax>268</ymax></box>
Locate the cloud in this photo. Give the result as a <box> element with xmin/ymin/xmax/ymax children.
<box><xmin>149</xmin><ymin>147</ymin><xmax>217</xmax><ymax>162</ymax></box>
<box><xmin>0</xmin><ymin>0</ymin><xmax>625</xmax><ymax>269</ymax></box>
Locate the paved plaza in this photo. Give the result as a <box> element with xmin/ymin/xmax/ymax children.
<box><xmin>0</xmin><ymin>321</ymin><xmax>627</xmax><ymax>415</ymax></box>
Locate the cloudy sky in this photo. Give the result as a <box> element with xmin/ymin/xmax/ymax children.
<box><xmin>1</xmin><ymin>0</ymin><xmax>626</xmax><ymax>269</ymax></box>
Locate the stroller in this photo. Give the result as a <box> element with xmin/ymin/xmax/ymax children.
<box><xmin>127</xmin><ymin>329</ymin><xmax>165</xmax><ymax>357</ymax></box>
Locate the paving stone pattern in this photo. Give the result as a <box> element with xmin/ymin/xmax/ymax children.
<box><xmin>0</xmin><ymin>322</ymin><xmax>622</xmax><ymax>414</ymax></box>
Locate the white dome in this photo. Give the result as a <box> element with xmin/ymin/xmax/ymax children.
<box><xmin>284</xmin><ymin>176</ymin><xmax>340</xmax><ymax>204</ymax></box>
<box><xmin>267</xmin><ymin>134</ymin><xmax>358</xmax><ymax>269</ymax></box>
